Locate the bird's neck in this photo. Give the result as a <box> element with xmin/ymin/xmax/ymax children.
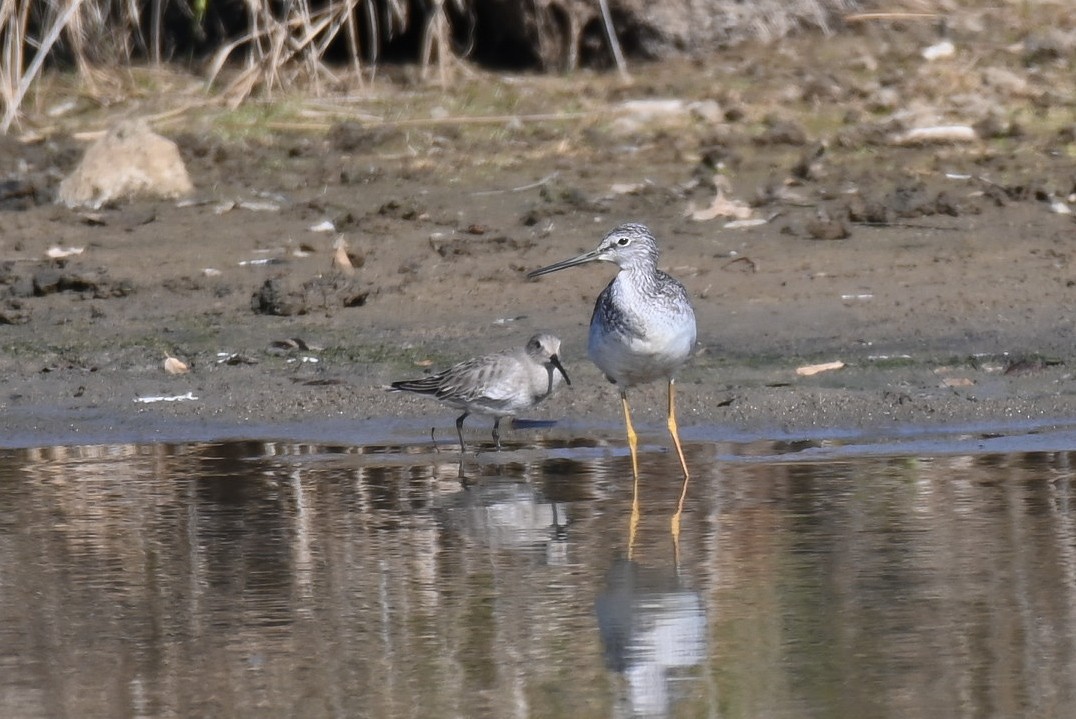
<box><xmin>618</xmin><ymin>264</ymin><xmax>659</xmax><ymax>291</ymax></box>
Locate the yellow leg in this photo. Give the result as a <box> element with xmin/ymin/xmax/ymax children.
<box><xmin>669</xmin><ymin>379</ymin><xmax>691</xmax><ymax>548</ymax></box>
<box><xmin>667</xmin><ymin>379</ymin><xmax>690</xmax><ymax>479</ymax></box>
<box><xmin>622</xmin><ymin>391</ymin><xmax>641</xmax><ymax>558</ymax></box>
<box><xmin>621</xmin><ymin>391</ymin><xmax>640</xmax><ymax>478</ymax></box>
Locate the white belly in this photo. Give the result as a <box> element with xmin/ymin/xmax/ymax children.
<box><xmin>589</xmin><ymin>318</ymin><xmax>695</xmax><ymax>387</ymax></box>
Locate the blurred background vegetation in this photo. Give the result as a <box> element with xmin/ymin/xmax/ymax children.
<box><xmin>0</xmin><ymin>0</ymin><xmax>917</xmax><ymax>132</ymax></box>
<box><xmin>1</xmin><ymin>1</ymin><xmax>1072</xmax><ymax>135</ymax></box>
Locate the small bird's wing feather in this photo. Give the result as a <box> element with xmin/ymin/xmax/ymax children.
<box><xmin>435</xmin><ymin>352</ymin><xmax>523</xmax><ymax>404</ymax></box>
<box><xmin>389</xmin><ymin>370</ymin><xmax>452</xmax><ymax>396</ymax></box>
<box><xmin>390</xmin><ymin>350</ymin><xmax>525</xmax><ymax>411</ymax></box>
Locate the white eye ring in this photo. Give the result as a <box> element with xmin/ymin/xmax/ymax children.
<box><xmin>616</xmin><ymin>237</ymin><xmax>630</xmax><ymax>246</ymax></box>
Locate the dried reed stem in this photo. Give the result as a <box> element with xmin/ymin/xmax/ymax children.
<box><xmin>2</xmin><ymin>0</ymin><xmax>87</xmax><ymax>133</ymax></box>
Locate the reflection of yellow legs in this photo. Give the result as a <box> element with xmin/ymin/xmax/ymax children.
<box><xmin>668</xmin><ymin>379</ymin><xmax>691</xmax><ymax>560</ymax></box>
<box><xmin>625</xmin><ymin>383</ymin><xmax>692</xmax><ymax>560</ymax></box>
<box><xmin>622</xmin><ymin>391</ymin><xmax>641</xmax><ymax>558</ymax></box>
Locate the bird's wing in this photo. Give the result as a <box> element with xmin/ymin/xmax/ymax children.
<box><xmin>389</xmin><ymin>370</ymin><xmax>451</xmax><ymax>396</ymax></box>
<box><xmin>593</xmin><ymin>283</ymin><xmax>643</xmax><ymax>340</ymax></box>
<box><xmin>436</xmin><ymin>353</ymin><xmax>522</xmax><ymax>404</ymax></box>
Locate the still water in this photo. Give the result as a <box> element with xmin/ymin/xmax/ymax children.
<box><xmin>3</xmin><ymin>422</ymin><xmax>1076</xmax><ymax>718</ymax></box>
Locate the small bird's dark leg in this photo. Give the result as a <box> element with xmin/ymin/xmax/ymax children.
<box><xmin>455</xmin><ymin>412</ymin><xmax>469</xmax><ymax>453</ymax></box>
<box><xmin>492</xmin><ymin>417</ymin><xmax>502</xmax><ymax>450</ymax></box>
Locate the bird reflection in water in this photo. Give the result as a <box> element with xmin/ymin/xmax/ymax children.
<box><xmin>595</xmin><ymin>558</ymin><xmax>708</xmax><ymax>717</ymax></box>
<box><xmin>434</xmin><ymin>478</ymin><xmax>569</xmax><ymax>555</ymax></box>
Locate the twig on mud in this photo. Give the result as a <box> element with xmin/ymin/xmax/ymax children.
<box><xmin>262</xmin><ymin>111</ymin><xmax>592</xmax><ymax>132</ymax></box>
<box><xmin>297</xmin><ymin>101</ymin><xmax>383</xmax><ymax>123</ymax></box>
<box><xmin>722</xmin><ymin>256</ymin><xmax>758</xmax><ymax>273</ymax></box>
<box><xmin>850</xmin><ymin>222</ymin><xmax>962</xmax><ymax>231</ymax></box>
<box><xmin>844</xmin><ymin>13</ymin><xmax>940</xmax><ymax>23</ymax></box>
<box><xmin>472</xmin><ymin>171</ymin><xmax>560</xmax><ymax>196</ymax></box>
<box><xmin>144</xmin><ymin>101</ymin><xmax>223</xmax><ymax>127</ymax></box>
<box><xmin>60</xmin><ymin>100</ymin><xmax>222</xmax><ymax>142</ymax></box>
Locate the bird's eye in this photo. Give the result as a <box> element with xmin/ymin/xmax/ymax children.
<box><xmin>616</xmin><ymin>237</ymin><xmax>630</xmax><ymax>246</ymax></box>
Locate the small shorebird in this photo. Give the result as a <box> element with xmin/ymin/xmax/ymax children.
<box><xmin>527</xmin><ymin>223</ymin><xmax>696</xmax><ymax>545</ymax></box>
<box><xmin>389</xmin><ymin>333</ymin><xmax>571</xmax><ymax>452</ymax></box>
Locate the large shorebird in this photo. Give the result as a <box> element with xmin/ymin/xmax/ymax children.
<box><xmin>527</xmin><ymin>223</ymin><xmax>696</xmax><ymax>545</ymax></box>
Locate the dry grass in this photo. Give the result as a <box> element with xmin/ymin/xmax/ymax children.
<box><xmin>0</xmin><ymin>0</ymin><xmax>418</xmax><ymax>133</ymax></box>
<box><xmin>2</xmin><ymin>0</ymin><xmax>1069</xmax><ymax>135</ymax></box>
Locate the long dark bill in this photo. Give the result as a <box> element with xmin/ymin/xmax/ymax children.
<box><xmin>550</xmin><ymin>355</ymin><xmax>572</xmax><ymax>386</ymax></box>
<box><xmin>526</xmin><ymin>249</ymin><xmax>602</xmax><ymax>279</ymax></box>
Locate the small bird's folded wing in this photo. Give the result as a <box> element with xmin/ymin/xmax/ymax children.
<box><xmin>389</xmin><ymin>373</ymin><xmax>448</xmax><ymax>395</ymax></box>
<box><xmin>435</xmin><ymin>354</ymin><xmax>522</xmax><ymax>404</ymax></box>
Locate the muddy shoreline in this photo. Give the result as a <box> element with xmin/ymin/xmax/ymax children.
<box><xmin>3</xmin><ymin>28</ymin><xmax>1076</xmax><ymax>449</ymax></box>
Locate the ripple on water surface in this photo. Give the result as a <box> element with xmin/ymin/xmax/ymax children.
<box><xmin>3</xmin><ymin>422</ymin><xmax>1076</xmax><ymax>718</ymax></box>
